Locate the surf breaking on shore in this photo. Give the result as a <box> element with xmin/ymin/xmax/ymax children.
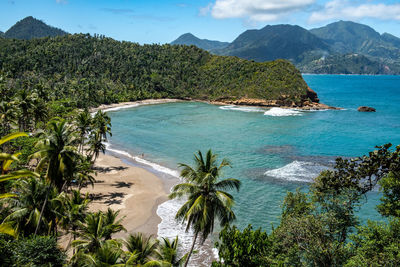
<box><xmin>104</xmin><ymin>143</ymin><xmax>216</xmax><ymax>266</ymax></box>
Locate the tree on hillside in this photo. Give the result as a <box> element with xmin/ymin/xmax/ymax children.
<box><xmin>0</xmin><ymin>132</ymin><xmax>39</xmax><ymax>237</ymax></box>
<box><xmin>169</xmin><ymin>149</ymin><xmax>241</xmax><ymax>267</ymax></box>
<box><xmin>31</xmin><ymin>118</ymin><xmax>80</xmax><ymax>191</ymax></box>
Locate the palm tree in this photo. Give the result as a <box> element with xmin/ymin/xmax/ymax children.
<box><xmin>90</xmin><ymin>240</ymin><xmax>124</xmax><ymax>266</ymax></box>
<box><xmin>73</xmin><ymin>211</ymin><xmax>107</xmax><ymax>253</ymax></box>
<box><xmin>169</xmin><ymin>149</ymin><xmax>241</xmax><ymax>267</ymax></box>
<box><xmin>31</xmin><ymin>96</ymin><xmax>48</xmax><ymax>127</ymax></box>
<box><xmin>71</xmin><ymin>239</ymin><xmax>123</xmax><ymax>267</ymax></box>
<box><xmin>30</xmin><ymin>119</ymin><xmax>81</xmax><ymax>235</ymax></box>
<box><xmin>0</xmin><ymin>101</ymin><xmax>18</xmax><ymax>136</ymax></box>
<box><xmin>103</xmin><ymin>208</ymin><xmax>126</xmax><ymax>240</ymax></box>
<box><xmin>15</xmin><ymin>88</ymin><xmax>35</xmax><ymax>131</ymax></box>
<box><xmin>87</xmin><ymin>111</ymin><xmax>112</xmax><ymax>161</ymax></box>
<box><xmin>3</xmin><ymin>177</ymin><xmax>58</xmax><ymax>236</ymax></box>
<box><xmin>67</xmin><ymin>155</ymin><xmax>97</xmax><ymax>190</ymax></box>
<box><xmin>73</xmin><ymin>210</ymin><xmax>126</xmax><ymax>253</ymax></box>
<box><xmin>124</xmin><ymin>233</ymin><xmax>159</xmax><ymax>265</ymax></box>
<box><xmin>0</xmin><ymin>132</ymin><xmax>39</xmax><ymax>237</ymax></box>
<box><xmin>156</xmin><ymin>236</ymin><xmax>187</xmax><ymax>267</ymax></box>
<box><xmin>92</xmin><ymin>110</ymin><xmax>112</xmax><ymax>142</ymax></box>
<box><xmin>75</xmin><ymin>109</ymin><xmax>92</xmax><ymax>154</ymax></box>
<box><xmin>31</xmin><ymin>118</ymin><xmax>80</xmax><ymax>192</ymax></box>
<box><xmin>53</xmin><ymin>190</ymin><xmax>90</xmax><ymax>249</ymax></box>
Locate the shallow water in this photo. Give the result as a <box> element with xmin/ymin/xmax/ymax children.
<box><xmin>106</xmin><ymin>74</ymin><xmax>400</xmax><ymax>265</ymax></box>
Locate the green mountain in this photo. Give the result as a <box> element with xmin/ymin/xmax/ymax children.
<box><xmin>171</xmin><ymin>33</ymin><xmax>229</xmax><ymax>51</ymax></box>
<box><xmin>0</xmin><ymin>31</ymin><xmax>4</xmax><ymax>37</ymax></box>
<box><xmin>214</xmin><ymin>24</ymin><xmax>330</xmax><ymax>62</ymax></box>
<box><xmin>4</xmin><ymin>16</ymin><xmax>68</xmax><ymax>40</ymax></box>
<box><xmin>298</xmin><ymin>53</ymin><xmax>400</xmax><ymax>74</ymax></box>
<box><xmin>174</xmin><ymin>21</ymin><xmax>400</xmax><ymax>74</ymax></box>
<box><xmin>0</xmin><ymin>34</ymin><xmax>312</xmax><ymax>108</ymax></box>
<box><xmin>382</xmin><ymin>33</ymin><xmax>400</xmax><ymax>47</ymax></box>
<box><xmin>310</xmin><ymin>21</ymin><xmax>400</xmax><ymax>60</ymax></box>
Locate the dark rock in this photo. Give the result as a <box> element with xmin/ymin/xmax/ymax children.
<box><xmin>306</xmin><ymin>86</ymin><xmax>320</xmax><ymax>103</ymax></box>
<box><xmin>358</xmin><ymin>106</ymin><xmax>376</xmax><ymax>112</ymax></box>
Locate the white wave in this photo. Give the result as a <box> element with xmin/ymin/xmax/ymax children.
<box><xmin>105</xmin><ymin>143</ymin><xmax>214</xmax><ymax>265</ymax></box>
<box><xmin>102</xmin><ymin>104</ymin><xmax>140</xmax><ymax>112</ymax></box>
<box><xmin>157</xmin><ymin>199</ymin><xmax>215</xmax><ymax>266</ymax></box>
<box><xmin>264</xmin><ymin>160</ymin><xmax>329</xmax><ymax>182</ymax></box>
<box><xmin>104</xmin><ymin>143</ymin><xmax>180</xmax><ymax>177</ymax></box>
<box><xmin>219</xmin><ymin>105</ymin><xmax>265</xmax><ymax>113</ymax></box>
<box><xmin>264</xmin><ymin>107</ymin><xmax>303</xmax><ymax>117</ymax></box>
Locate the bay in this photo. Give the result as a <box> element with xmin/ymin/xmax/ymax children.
<box><xmin>107</xmin><ymin>74</ymin><xmax>400</xmax><ymax>231</ymax></box>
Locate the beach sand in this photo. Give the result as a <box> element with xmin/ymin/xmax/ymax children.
<box><xmin>81</xmin><ymin>152</ymin><xmax>168</xmax><ymax>237</ymax></box>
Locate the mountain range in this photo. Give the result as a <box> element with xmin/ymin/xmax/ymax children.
<box><xmin>2</xmin><ymin>16</ymin><xmax>399</xmax><ymax>74</ymax></box>
<box><xmin>172</xmin><ymin>21</ymin><xmax>400</xmax><ymax>74</ymax></box>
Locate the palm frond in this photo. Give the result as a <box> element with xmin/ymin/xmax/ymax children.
<box><xmin>0</xmin><ymin>132</ymin><xmax>28</xmax><ymax>145</ymax></box>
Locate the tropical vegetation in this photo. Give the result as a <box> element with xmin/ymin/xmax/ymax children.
<box><xmin>169</xmin><ymin>149</ymin><xmax>241</xmax><ymax>266</ymax></box>
<box><xmin>0</xmin><ymin>17</ymin><xmax>399</xmax><ymax>266</ymax></box>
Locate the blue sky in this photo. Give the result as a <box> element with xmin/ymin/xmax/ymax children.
<box><xmin>1</xmin><ymin>0</ymin><xmax>400</xmax><ymax>44</ymax></box>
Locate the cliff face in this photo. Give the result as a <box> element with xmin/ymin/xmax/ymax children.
<box><xmin>211</xmin><ymin>85</ymin><xmax>336</xmax><ymax>110</ymax></box>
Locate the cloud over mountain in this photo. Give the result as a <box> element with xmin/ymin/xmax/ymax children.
<box><xmin>207</xmin><ymin>0</ymin><xmax>315</xmax><ymax>21</ymax></box>
<box><xmin>310</xmin><ymin>0</ymin><xmax>400</xmax><ymax>23</ymax></box>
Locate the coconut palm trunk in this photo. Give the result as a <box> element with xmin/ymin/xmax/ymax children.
<box><xmin>34</xmin><ymin>188</ymin><xmax>48</xmax><ymax>236</ymax></box>
<box><xmin>184</xmin><ymin>231</ymin><xmax>198</xmax><ymax>267</ymax></box>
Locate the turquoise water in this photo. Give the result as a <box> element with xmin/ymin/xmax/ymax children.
<box><xmin>107</xmin><ymin>75</ymin><xmax>400</xmax><ymax>230</ymax></box>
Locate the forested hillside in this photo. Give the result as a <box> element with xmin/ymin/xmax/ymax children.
<box><xmin>4</xmin><ymin>16</ymin><xmax>68</xmax><ymax>40</ymax></box>
<box><xmin>171</xmin><ymin>33</ymin><xmax>229</xmax><ymax>51</ymax></box>
<box><xmin>213</xmin><ymin>24</ymin><xmax>330</xmax><ymax>63</ymax></box>
<box><xmin>173</xmin><ymin>21</ymin><xmax>400</xmax><ymax>74</ymax></box>
<box><xmin>0</xmin><ymin>34</ymin><xmax>310</xmax><ymax>108</ymax></box>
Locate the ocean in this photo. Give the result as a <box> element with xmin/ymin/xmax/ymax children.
<box><xmin>105</xmin><ymin>74</ymin><xmax>400</xmax><ymax>265</ymax></box>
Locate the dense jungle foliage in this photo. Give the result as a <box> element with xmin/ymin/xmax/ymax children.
<box><xmin>0</xmin><ymin>34</ymin><xmax>309</xmax><ymax>108</ymax></box>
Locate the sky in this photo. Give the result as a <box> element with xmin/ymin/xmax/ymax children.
<box><xmin>1</xmin><ymin>0</ymin><xmax>400</xmax><ymax>44</ymax></box>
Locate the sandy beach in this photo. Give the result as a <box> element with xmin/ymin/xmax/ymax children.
<box><xmin>90</xmin><ymin>98</ymin><xmax>183</xmax><ymax>113</ymax></box>
<box><xmin>81</xmin><ymin>152</ymin><xmax>168</xmax><ymax>237</ymax></box>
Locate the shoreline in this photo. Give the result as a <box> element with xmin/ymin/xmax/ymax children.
<box><xmin>87</xmin><ymin>98</ymin><xmax>339</xmax><ymax>234</ymax></box>
<box><xmin>90</xmin><ymin>98</ymin><xmax>340</xmax><ymax>114</ymax></box>
<box><xmin>81</xmin><ymin>152</ymin><xmax>169</xmax><ymax>237</ymax></box>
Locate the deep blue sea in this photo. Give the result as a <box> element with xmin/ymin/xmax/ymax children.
<box><xmin>106</xmin><ymin>75</ymin><xmax>400</xmax><ymax>253</ymax></box>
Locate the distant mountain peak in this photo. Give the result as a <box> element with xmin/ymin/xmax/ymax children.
<box><xmin>219</xmin><ymin>23</ymin><xmax>330</xmax><ymax>62</ymax></box>
<box><xmin>4</xmin><ymin>16</ymin><xmax>68</xmax><ymax>40</ymax></box>
<box><xmin>171</xmin><ymin>33</ymin><xmax>229</xmax><ymax>51</ymax></box>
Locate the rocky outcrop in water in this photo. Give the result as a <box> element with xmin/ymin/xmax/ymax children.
<box><xmin>358</xmin><ymin>106</ymin><xmax>376</xmax><ymax>112</ymax></box>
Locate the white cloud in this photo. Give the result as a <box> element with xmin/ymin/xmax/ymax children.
<box><xmin>309</xmin><ymin>0</ymin><xmax>400</xmax><ymax>23</ymax></box>
<box><xmin>56</xmin><ymin>0</ymin><xmax>68</xmax><ymax>4</ymax></box>
<box><xmin>199</xmin><ymin>3</ymin><xmax>213</xmax><ymax>16</ymax></box>
<box><xmin>206</xmin><ymin>0</ymin><xmax>315</xmax><ymax>21</ymax></box>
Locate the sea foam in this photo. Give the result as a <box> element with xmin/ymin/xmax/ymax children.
<box><xmin>264</xmin><ymin>160</ymin><xmax>329</xmax><ymax>182</ymax></box>
<box><xmin>105</xmin><ymin>143</ymin><xmax>213</xmax><ymax>266</ymax></box>
<box><xmin>263</xmin><ymin>107</ymin><xmax>303</xmax><ymax>116</ymax></box>
<box><xmin>219</xmin><ymin>105</ymin><xmax>265</xmax><ymax>113</ymax></box>
<box><xmin>104</xmin><ymin>143</ymin><xmax>180</xmax><ymax>177</ymax></box>
<box><xmin>157</xmin><ymin>199</ymin><xmax>216</xmax><ymax>266</ymax></box>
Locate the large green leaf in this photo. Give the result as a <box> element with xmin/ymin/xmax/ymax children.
<box><xmin>0</xmin><ymin>223</ymin><xmax>16</xmax><ymax>237</ymax></box>
<box><xmin>0</xmin><ymin>170</ymin><xmax>40</xmax><ymax>182</ymax></box>
<box><xmin>0</xmin><ymin>132</ymin><xmax>28</xmax><ymax>146</ymax></box>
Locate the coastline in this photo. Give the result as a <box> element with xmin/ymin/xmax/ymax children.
<box><xmin>81</xmin><ymin>152</ymin><xmax>168</xmax><ymax>237</ymax></box>
<box><xmin>90</xmin><ymin>98</ymin><xmax>183</xmax><ymax>113</ymax></box>
<box><xmin>90</xmin><ymin>97</ymin><xmax>339</xmax><ymax>113</ymax></box>
<box><xmin>87</xmin><ymin>97</ymin><xmax>339</xmax><ymax>234</ymax></box>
